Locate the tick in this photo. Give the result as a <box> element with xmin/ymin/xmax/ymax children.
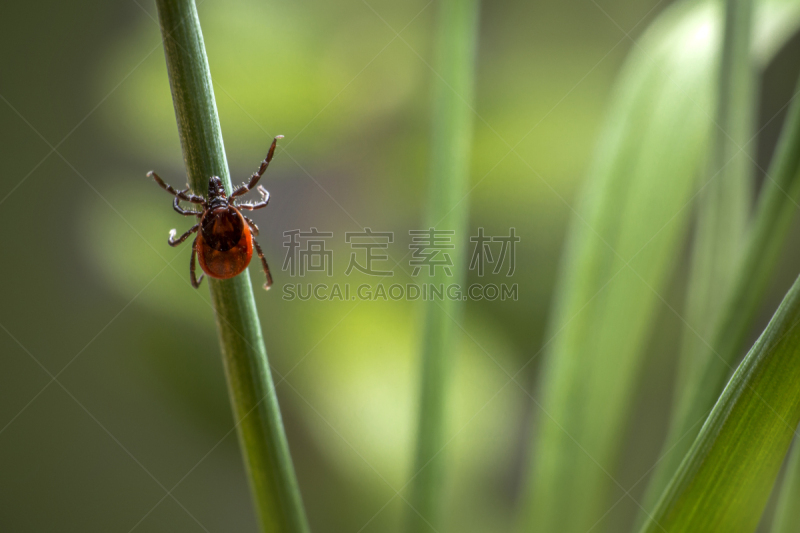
<box><xmin>148</xmin><ymin>135</ymin><xmax>283</xmax><ymax>290</ymax></box>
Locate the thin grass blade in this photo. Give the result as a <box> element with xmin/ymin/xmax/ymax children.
<box><xmin>405</xmin><ymin>0</ymin><xmax>482</xmax><ymax>531</ymax></box>
<box><xmin>154</xmin><ymin>1</ymin><xmax>309</xmax><ymax>531</ymax></box>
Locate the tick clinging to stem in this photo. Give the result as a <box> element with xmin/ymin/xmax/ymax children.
<box><xmin>148</xmin><ymin>135</ymin><xmax>283</xmax><ymax>291</ymax></box>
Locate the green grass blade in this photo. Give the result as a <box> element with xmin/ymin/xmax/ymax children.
<box><xmin>640</xmin><ymin>0</ymin><xmax>755</xmax><ymax>515</ymax></box>
<box><xmin>639</xmin><ymin>274</ymin><xmax>800</xmax><ymax>533</ymax></box>
<box><xmin>643</xmin><ymin>69</ymin><xmax>800</xmax><ymax>520</ymax></box>
<box><xmin>518</xmin><ymin>1</ymin><xmax>800</xmax><ymax>532</ymax></box>
<box><xmin>519</xmin><ymin>3</ymin><xmax>719</xmax><ymax>531</ymax></box>
<box><xmin>676</xmin><ymin>0</ymin><xmax>754</xmax><ymax>416</ymax></box>
<box><xmin>154</xmin><ymin>1</ymin><xmax>309</xmax><ymax>532</ymax></box>
<box><xmin>405</xmin><ymin>0</ymin><xmax>481</xmax><ymax>531</ymax></box>
<box><xmin>771</xmin><ymin>438</ymin><xmax>800</xmax><ymax>533</ymax></box>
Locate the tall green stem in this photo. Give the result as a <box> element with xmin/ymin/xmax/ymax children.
<box><xmin>641</xmin><ymin>0</ymin><xmax>755</xmax><ymax>514</ymax></box>
<box><xmin>675</xmin><ymin>0</ymin><xmax>754</xmax><ymax>417</ymax></box>
<box><xmin>154</xmin><ymin>2</ymin><xmax>309</xmax><ymax>532</ymax></box>
<box><xmin>406</xmin><ymin>0</ymin><xmax>481</xmax><ymax>530</ymax></box>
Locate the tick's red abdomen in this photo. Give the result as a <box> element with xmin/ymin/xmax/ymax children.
<box><xmin>195</xmin><ymin>211</ymin><xmax>253</xmax><ymax>279</ymax></box>
<box><xmin>152</xmin><ymin>137</ymin><xmax>281</xmax><ymax>290</ymax></box>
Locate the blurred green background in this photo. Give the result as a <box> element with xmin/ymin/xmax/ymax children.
<box><xmin>2</xmin><ymin>0</ymin><xmax>800</xmax><ymax>532</ymax></box>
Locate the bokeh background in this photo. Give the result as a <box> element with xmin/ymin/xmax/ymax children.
<box><xmin>2</xmin><ymin>0</ymin><xmax>800</xmax><ymax>532</ymax></box>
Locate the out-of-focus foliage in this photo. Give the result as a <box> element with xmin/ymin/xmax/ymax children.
<box><xmin>520</xmin><ymin>1</ymin><xmax>800</xmax><ymax>533</ymax></box>
<box><xmin>101</xmin><ymin>1</ymin><xmax>423</xmax><ymax>163</ymax></box>
<box><xmin>3</xmin><ymin>0</ymin><xmax>800</xmax><ymax>532</ymax></box>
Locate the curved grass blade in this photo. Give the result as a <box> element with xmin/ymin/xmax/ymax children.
<box><xmin>674</xmin><ymin>0</ymin><xmax>754</xmax><ymax>428</ymax></box>
<box><xmin>639</xmin><ymin>275</ymin><xmax>800</xmax><ymax>533</ymax></box>
<box><xmin>519</xmin><ymin>3</ymin><xmax>720</xmax><ymax>531</ymax></box>
<box><xmin>640</xmin><ymin>0</ymin><xmax>756</xmax><ymax>515</ymax></box>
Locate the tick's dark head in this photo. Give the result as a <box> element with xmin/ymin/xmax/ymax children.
<box><xmin>208</xmin><ymin>176</ymin><xmax>226</xmax><ymax>199</ymax></box>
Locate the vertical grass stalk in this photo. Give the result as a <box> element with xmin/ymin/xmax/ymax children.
<box><xmin>674</xmin><ymin>0</ymin><xmax>754</xmax><ymax>414</ymax></box>
<box><xmin>154</xmin><ymin>1</ymin><xmax>309</xmax><ymax>532</ymax></box>
<box><xmin>406</xmin><ymin>0</ymin><xmax>481</xmax><ymax>531</ymax></box>
<box><xmin>640</xmin><ymin>0</ymin><xmax>754</xmax><ymax>514</ymax></box>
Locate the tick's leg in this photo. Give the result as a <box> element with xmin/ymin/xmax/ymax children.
<box><xmin>252</xmin><ymin>238</ymin><xmax>273</xmax><ymax>290</ymax></box>
<box><xmin>190</xmin><ymin>240</ymin><xmax>204</xmax><ymax>289</ymax></box>
<box><xmin>149</xmin><ymin>171</ymin><xmax>205</xmax><ymax>205</ymax></box>
<box><xmin>243</xmin><ymin>215</ymin><xmax>260</xmax><ymax>236</ymax></box>
<box><xmin>173</xmin><ymin>192</ymin><xmax>202</xmax><ymax>216</ymax></box>
<box><xmin>237</xmin><ymin>186</ymin><xmax>270</xmax><ymax>210</ymax></box>
<box><xmin>231</xmin><ymin>135</ymin><xmax>283</xmax><ymax>198</ymax></box>
<box><xmin>168</xmin><ymin>223</ymin><xmax>199</xmax><ymax>247</ymax></box>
